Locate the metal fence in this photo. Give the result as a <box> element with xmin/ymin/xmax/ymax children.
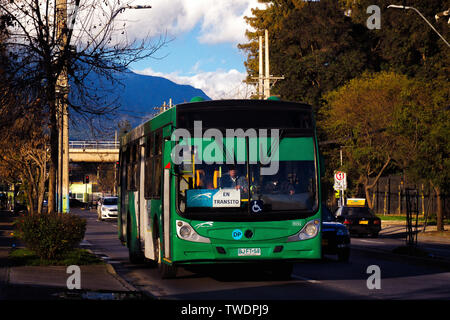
<box><xmin>369</xmin><ymin>176</ymin><xmax>449</xmax><ymax>217</ymax></box>
<box><xmin>69</xmin><ymin>141</ymin><xmax>119</xmax><ymax>150</ymax></box>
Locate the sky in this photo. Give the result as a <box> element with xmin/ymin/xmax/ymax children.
<box><xmin>119</xmin><ymin>0</ymin><xmax>266</xmax><ymax>99</ymax></box>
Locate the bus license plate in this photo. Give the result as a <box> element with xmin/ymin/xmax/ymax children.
<box><xmin>238</xmin><ymin>248</ymin><xmax>261</xmax><ymax>256</ymax></box>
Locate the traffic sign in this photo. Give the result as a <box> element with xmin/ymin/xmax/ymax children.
<box><xmin>334</xmin><ymin>171</ymin><xmax>347</xmax><ymax>191</ymax></box>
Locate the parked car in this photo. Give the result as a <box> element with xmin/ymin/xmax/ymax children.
<box><xmin>69</xmin><ymin>198</ymin><xmax>85</xmax><ymax>208</ymax></box>
<box><xmin>322</xmin><ymin>204</ymin><xmax>351</xmax><ymax>262</ymax></box>
<box><xmin>335</xmin><ymin>203</ymin><xmax>381</xmax><ymax>238</ymax></box>
<box><xmin>97</xmin><ymin>196</ymin><xmax>118</xmax><ymax>221</ymax></box>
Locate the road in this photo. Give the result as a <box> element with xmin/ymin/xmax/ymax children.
<box><xmin>73</xmin><ymin>208</ymin><xmax>450</xmax><ymax>300</ymax></box>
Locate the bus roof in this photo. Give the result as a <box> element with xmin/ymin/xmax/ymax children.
<box><xmin>121</xmin><ymin>99</ymin><xmax>314</xmax><ymax>146</ymax></box>
<box><xmin>176</xmin><ymin>99</ymin><xmax>312</xmax><ymax>111</ymax></box>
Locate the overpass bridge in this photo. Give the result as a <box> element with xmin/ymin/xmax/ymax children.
<box><xmin>69</xmin><ymin>141</ymin><xmax>119</xmax><ymax>163</ymax></box>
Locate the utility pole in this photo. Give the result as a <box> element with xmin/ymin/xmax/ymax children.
<box><xmin>252</xmin><ymin>30</ymin><xmax>284</xmax><ymax>99</ymax></box>
<box><xmin>54</xmin><ymin>2</ymin><xmax>152</xmax><ymax>212</ymax></box>
<box><xmin>264</xmin><ymin>29</ymin><xmax>270</xmax><ymax>99</ymax></box>
<box><xmin>258</xmin><ymin>35</ymin><xmax>263</xmax><ymax>99</ymax></box>
<box><xmin>56</xmin><ymin>0</ymin><xmax>70</xmax><ymax>213</ymax></box>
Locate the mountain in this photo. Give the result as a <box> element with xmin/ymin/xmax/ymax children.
<box><xmin>70</xmin><ymin>70</ymin><xmax>210</xmax><ymax>140</ymax></box>
<box><xmin>115</xmin><ymin>71</ymin><xmax>209</xmax><ymax>124</ymax></box>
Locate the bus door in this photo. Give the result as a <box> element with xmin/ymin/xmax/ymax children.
<box><xmin>119</xmin><ymin>146</ymin><xmax>128</xmax><ymax>242</ymax></box>
<box><xmin>139</xmin><ymin>138</ymin><xmax>146</xmax><ymax>250</ymax></box>
<box><xmin>161</xmin><ymin>135</ymin><xmax>172</xmax><ymax>263</ymax></box>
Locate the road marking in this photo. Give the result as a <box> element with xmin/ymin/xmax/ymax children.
<box><xmin>358</xmin><ymin>240</ymin><xmax>381</xmax><ymax>244</ymax></box>
<box><xmin>291</xmin><ymin>275</ymin><xmax>321</xmax><ymax>283</ymax></box>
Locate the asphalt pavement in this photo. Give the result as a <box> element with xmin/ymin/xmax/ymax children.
<box><xmin>0</xmin><ymin>208</ymin><xmax>449</xmax><ymax>301</ymax></box>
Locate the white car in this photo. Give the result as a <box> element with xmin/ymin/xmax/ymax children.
<box><xmin>97</xmin><ymin>196</ymin><xmax>118</xmax><ymax>221</ymax></box>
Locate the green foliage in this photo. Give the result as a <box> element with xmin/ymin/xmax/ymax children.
<box><xmin>9</xmin><ymin>248</ymin><xmax>103</xmax><ymax>266</ymax></box>
<box><xmin>349</xmin><ymin>0</ymin><xmax>449</xmax><ymax>81</ymax></box>
<box><xmin>319</xmin><ymin>71</ymin><xmax>418</xmax><ymax>202</ymax></box>
<box><xmin>239</xmin><ymin>0</ymin><xmax>377</xmax><ymax>106</ymax></box>
<box><xmin>394</xmin><ymin>79</ymin><xmax>450</xmax><ymax>192</ymax></box>
<box><xmin>14</xmin><ymin>213</ymin><xmax>87</xmax><ymax>260</ymax></box>
<box><xmin>240</xmin><ymin>0</ymin><xmax>448</xmax><ymax>106</ymax></box>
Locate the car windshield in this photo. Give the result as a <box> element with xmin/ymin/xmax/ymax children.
<box><xmin>343</xmin><ymin>207</ymin><xmax>374</xmax><ymax>217</ymax></box>
<box><xmin>176</xmin><ymin>136</ymin><xmax>318</xmax><ymax>221</ymax></box>
<box><xmin>103</xmin><ymin>198</ymin><xmax>117</xmax><ymax>205</ymax></box>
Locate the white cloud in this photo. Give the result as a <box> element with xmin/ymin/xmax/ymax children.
<box><xmin>124</xmin><ymin>1</ymin><xmax>265</xmax><ymax>99</ymax></box>
<box><xmin>134</xmin><ymin>67</ymin><xmax>254</xmax><ymax>100</ymax></box>
<box><xmin>123</xmin><ymin>0</ymin><xmax>265</xmax><ymax>45</ymax></box>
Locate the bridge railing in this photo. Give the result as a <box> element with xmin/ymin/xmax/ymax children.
<box><xmin>69</xmin><ymin>141</ymin><xmax>119</xmax><ymax>150</ymax></box>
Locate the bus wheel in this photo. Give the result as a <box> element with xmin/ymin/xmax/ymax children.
<box><xmin>155</xmin><ymin>237</ymin><xmax>177</xmax><ymax>279</ymax></box>
<box><xmin>127</xmin><ymin>216</ymin><xmax>144</xmax><ymax>264</ymax></box>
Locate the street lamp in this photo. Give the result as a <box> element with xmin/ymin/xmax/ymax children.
<box><xmin>387</xmin><ymin>4</ymin><xmax>450</xmax><ymax>48</ymax></box>
<box><xmin>435</xmin><ymin>9</ymin><xmax>450</xmax><ymax>24</ymax></box>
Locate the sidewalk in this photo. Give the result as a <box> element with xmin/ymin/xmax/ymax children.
<box><xmin>381</xmin><ymin>220</ymin><xmax>450</xmax><ymax>244</ymax></box>
<box><xmin>350</xmin><ymin>220</ymin><xmax>450</xmax><ymax>267</ymax></box>
<box><xmin>0</xmin><ymin>210</ymin><xmax>140</xmax><ymax>300</ymax></box>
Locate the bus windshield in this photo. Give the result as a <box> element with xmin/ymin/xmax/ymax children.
<box><xmin>176</xmin><ymin>136</ymin><xmax>318</xmax><ymax>221</ymax></box>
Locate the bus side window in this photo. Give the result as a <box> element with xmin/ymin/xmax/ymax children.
<box><xmin>128</xmin><ymin>142</ymin><xmax>138</xmax><ymax>191</ymax></box>
<box><xmin>153</xmin><ymin>130</ymin><xmax>163</xmax><ymax>198</ymax></box>
<box><xmin>133</xmin><ymin>143</ymin><xmax>141</xmax><ymax>190</ymax></box>
<box><xmin>127</xmin><ymin>145</ymin><xmax>133</xmax><ymax>191</ymax></box>
<box><xmin>144</xmin><ymin>134</ymin><xmax>153</xmax><ymax>199</ymax></box>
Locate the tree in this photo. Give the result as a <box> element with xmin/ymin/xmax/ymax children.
<box><xmin>0</xmin><ymin>1</ymin><xmax>166</xmax><ymax>213</ymax></box>
<box><xmin>393</xmin><ymin>78</ymin><xmax>449</xmax><ymax>231</ymax></box>
<box><xmin>347</xmin><ymin>0</ymin><xmax>450</xmax><ymax>82</ymax></box>
<box><xmin>0</xmin><ymin>104</ymin><xmax>49</xmax><ymax>215</ymax></box>
<box><xmin>239</xmin><ymin>0</ymin><xmax>377</xmax><ymax>108</ymax></box>
<box><xmin>319</xmin><ymin>71</ymin><xmax>418</xmax><ymax>209</ymax></box>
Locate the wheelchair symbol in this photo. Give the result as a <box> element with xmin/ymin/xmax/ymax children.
<box><xmin>251</xmin><ymin>200</ymin><xmax>263</xmax><ymax>213</ymax></box>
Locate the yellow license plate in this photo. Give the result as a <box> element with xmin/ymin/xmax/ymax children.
<box><xmin>359</xmin><ymin>221</ymin><xmax>369</xmax><ymax>225</ymax></box>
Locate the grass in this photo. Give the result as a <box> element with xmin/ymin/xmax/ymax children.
<box><xmin>378</xmin><ymin>214</ymin><xmax>450</xmax><ymax>225</ymax></box>
<box><xmin>9</xmin><ymin>248</ymin><xmax>104</xmax><ymax>266</ymax></box>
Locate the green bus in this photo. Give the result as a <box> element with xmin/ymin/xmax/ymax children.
<box><xmin>118</xmin><ymin>99</ymin><xmax>323</xmax><ymax>278</ymax></box>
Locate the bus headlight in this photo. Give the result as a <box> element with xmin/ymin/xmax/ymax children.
<box><xmin>287</xmin><ymin>219</ymin><xmax>320</xmax><ymax>242</ymax></box>
<box><xmin>176</xmin><ymin>220</ymin><xmax>211</xmax><ymax>243</ymax></box>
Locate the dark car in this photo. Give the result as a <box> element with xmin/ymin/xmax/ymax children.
<box><xmin>335</xmin><ymin>205</ymin><xmax>381</xmax><ymax>238</ymax></box>
<box><xmin>322</xmin><ymin>204</ymin><xmax>350</xmax><ymax>262</ymax></box>
<box><xmin>69</xmin><ymin>198</ymin><xmax>85</xmax><ymax>208</ymax></box>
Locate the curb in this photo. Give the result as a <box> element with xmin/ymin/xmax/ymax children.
<box><xmin>103</xmin><ymin>262</ymin><xmax>159</xmax><ymax>300</ymax></box>
<box><xmin>104</xmin><ymin>263</ymin><xmax>139</xmax><ymax>292</ymax></box>
<box><xmin>83</xmin><ymin>247</ymin><xmax>139</xmax><ymax>292</ymax></box>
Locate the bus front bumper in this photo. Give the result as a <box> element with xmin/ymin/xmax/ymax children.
<box><xmin>171</xmin><ymin>238</ymin><xmax>321</xmax><ymax>264</ymax></box>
